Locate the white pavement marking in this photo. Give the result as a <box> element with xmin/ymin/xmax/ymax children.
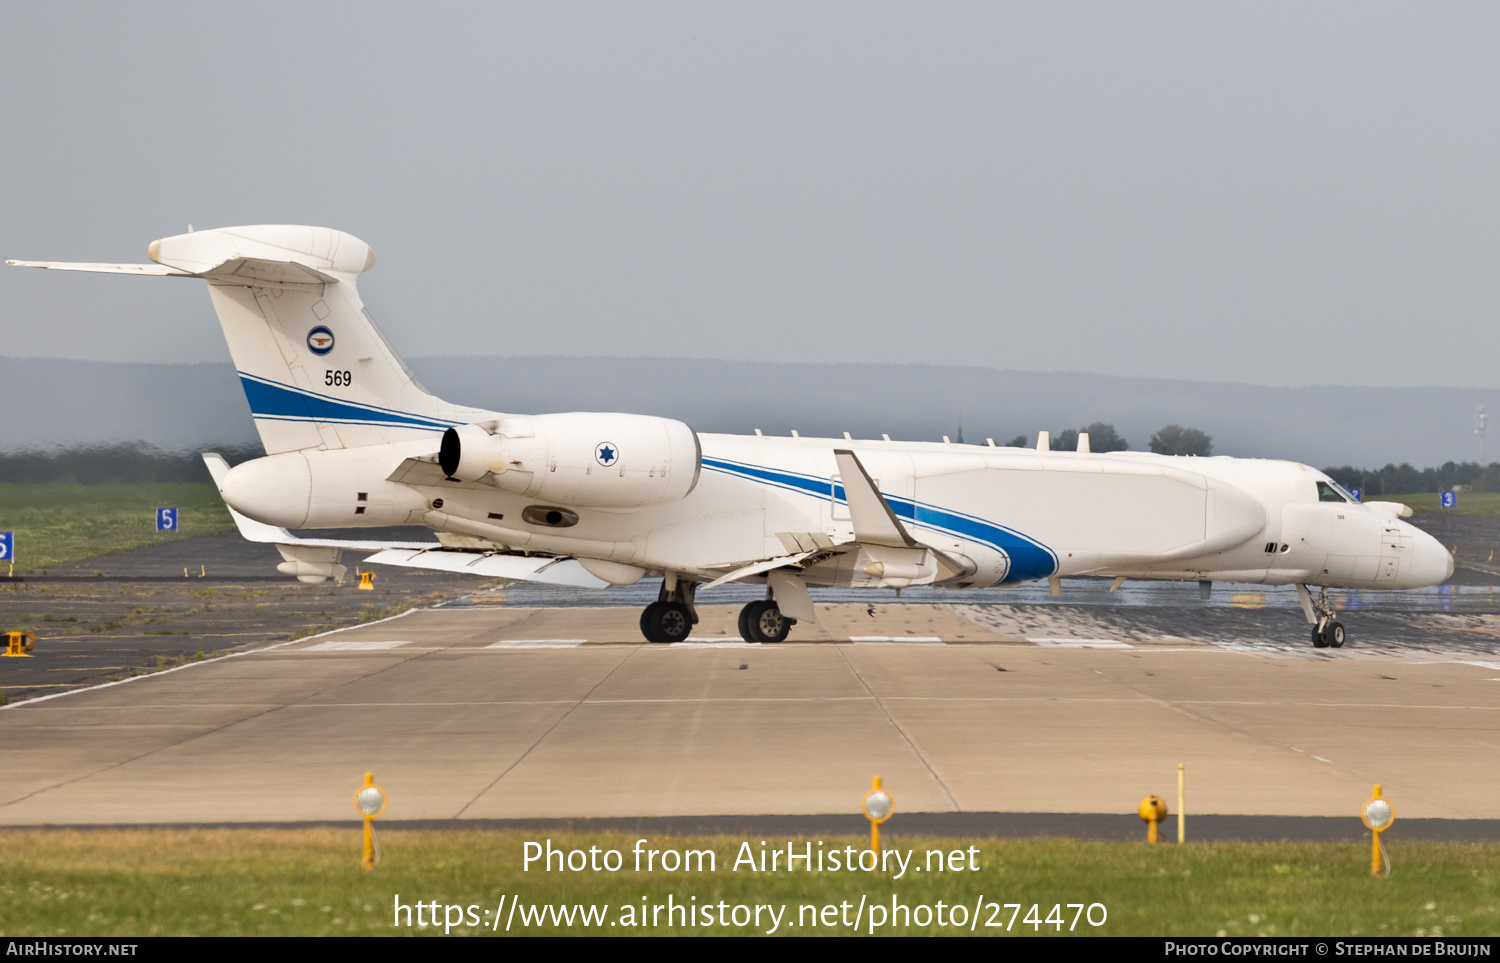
<box><xmin>1028</xmin><ymin>638</ymin><xmax>1132</xmax><ymax>648</ymax></box>
<box><xmin>305</xmin><ymin>640</ymin><xmax>413</xmax><ymax>651</ymax></box>
<box><xmin>669</xmin><ymin>640</ymin><xmax>761</xmax><ymax>648</ymax></box>
<box><xmin>850</xmin><ymin>636</ymin><xmax>944</xmax><ymax>644</ymax></box>
<box><xmin>0</xmin><ymin>606</ymin><xmax>424</xmax><ymax>710</ymax></box>
<box><xmin>484</xmin><ymin>640</ymin><xmax>586</xmax><ymax>649</ymax></box>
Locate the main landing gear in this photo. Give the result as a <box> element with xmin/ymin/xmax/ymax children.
<box><xmin>638</xmin><ymin>578</ymin><xmax>799</xmax><ymax>644</ymax></box>
<box><xmin>737</xmin><ymin>589</ymin><xmax>795</xmax><ymax>644</ymax></box>
<box><xmin>1298</xmin><ymin>584</ymin><xmax>1346</xmax><ymax>649</ymax></box>
<box><xmin>640</xmin><ymin>578</ymin><xmax>699</xmax><ymax>644</ymax></box>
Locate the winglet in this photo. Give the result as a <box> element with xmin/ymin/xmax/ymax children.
<box><xmin>833</xmin><ymin>449</ymin><xmax>921</xmax><ymax>548</ymax></box>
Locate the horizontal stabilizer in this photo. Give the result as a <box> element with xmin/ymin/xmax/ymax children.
<box><xmin>7</xmin><ymin>256</ymin><xmax>337</xmax><ymax>289</ymax></box>
<box><xmin>5</xmin><ymin>260</ymin><xmax>190</xmax><ymax>276</ymax></box>
<box><xmin>363</xmin><ymin>549</ymin><xmax>608</xmax><ymax>588</ymax></box>
<box><xmin>196</xmin><ymin>257</ymin><xmax>339</xmax><ymax>287</ymax></box>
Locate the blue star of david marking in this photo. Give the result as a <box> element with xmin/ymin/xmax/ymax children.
<box><xmin>595</xmin><ymin>443</ymin><xmax>618</xmax><ymax>467</ymax></box>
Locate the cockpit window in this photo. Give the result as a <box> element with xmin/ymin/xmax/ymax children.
<box><xmin>1317</xmin><ymin>481</ymin><xmax>1350</xmax><ymax>503</ymax></box>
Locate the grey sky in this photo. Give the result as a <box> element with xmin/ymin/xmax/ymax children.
<box><xmin>2</xmin><ymin>3</ymin><xmax>1498</xmax><ymax>388</ymax></box>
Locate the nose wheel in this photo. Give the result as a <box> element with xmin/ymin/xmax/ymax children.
<box><xmin>1298</xmin><ymin>584</ymin><xmax>1347</xmax><ymax>649</ymax></box>
<box><xmin>1311</xmin><ymin>620</ymin><xmax>1345</xmax><ymax>649</ymax></box>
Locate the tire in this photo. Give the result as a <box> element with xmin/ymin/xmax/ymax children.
<box><xmin>1325</xmin><ymin>621</ymin><xmax>1346</xmax><ymax>648</ymax></box>
<box><xmin>647</xmin><ymin>601</ymin><xmax>694</xmax><ymax>644</ymax></box>
<box><xmin>1311</xmin><ymin>625</ymin><xmax>1328</xmax><ymax>648</ymax></box>
<box><xmin>640</xmin><ymin>602</ymin><xmax>663</xmax><ymax>644</ymax></box>
<box><xmin>737</xmin><ymin>602</ymin><xmax>757</xmax><ymax>643</ymax></box>
<box><xmin>745</xmin><ymin>600</ymin><xmax>791</xmax><ymax>644</ymax></box>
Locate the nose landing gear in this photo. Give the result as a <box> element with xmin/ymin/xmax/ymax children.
<box><xmin>1298</xmin><ymin>584</ymin><xmax>1346</xmax><ymax>649</ymax></box>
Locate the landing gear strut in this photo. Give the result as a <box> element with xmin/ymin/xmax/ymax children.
<box><xmin>1297</xmin><ymin>584</ymin><xmax>1345</xmax><ymax>649</ymax></box>
<box><xmin>640</xmin><ymin>577</ymin><xmax>699</xmax><ymax>644</ymax></box>
<box><xmin>737</xmin><ymin>587</ymin><xmax>795</xmax><ymax>644</ymax></box>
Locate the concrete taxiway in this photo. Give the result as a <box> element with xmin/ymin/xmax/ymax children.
<box><xmin>1</xmin><ymin>600</ymin><xmax>1498</xmax><ymax>826</ymax></box>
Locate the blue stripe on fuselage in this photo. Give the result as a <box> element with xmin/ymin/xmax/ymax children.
<box><xmin>237</xmin><ymin>373</ymin><xmax>462</xmax><ymax>431</ymax></box>
<box><xmin>700</xmin><ymin>456</ymin><xmax>1057</xmax><ymax>583</ymax></box>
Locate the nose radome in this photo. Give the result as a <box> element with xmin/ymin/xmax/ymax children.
<box><xmin>1409</xmin><ymin>527</ymin><xmax>1454</xmax><ymax>587</ymax></box>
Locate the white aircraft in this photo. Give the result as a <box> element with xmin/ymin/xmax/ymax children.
<box><xmin>10</xmin><ymin>225</ymin><xmax>1454</xmax><ymax>648</ymax></box>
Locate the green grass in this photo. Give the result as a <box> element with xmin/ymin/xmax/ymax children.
<box><xmin>0</xmin><ymin>482</ymin><xmax>233</xmax><ymax>573</ymax></box>
<box><xmin>1380</xmin><ymin>492</ymin><xmax>1500</xmax><ymax>518</ymax></box>
<box><xmin>0</xmin><ymin>830</ymin><xmax>1495</xmax><ymax>937</ymax></box>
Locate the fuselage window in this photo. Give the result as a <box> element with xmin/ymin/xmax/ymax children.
<box><xmin>1316</xmin><ymin>481</ymin><xmax>1348</xmax><ymax>503</ymax></box>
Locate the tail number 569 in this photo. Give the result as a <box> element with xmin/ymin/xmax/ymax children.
<box><xmin>325</xmin><ymin>370</ymin><xmax>352</xmax><ymax>387</ymax></box>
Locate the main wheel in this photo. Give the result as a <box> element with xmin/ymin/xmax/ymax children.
<box><xmin>1311</xmin><ymin>625</ymin><xmax>1328</xmax><ymax>648</ymax></box>
<box><xmin>1324</xmin><ymin>620</ymin><xmax>1346</xmax><ymax>648</ymax></box>
<box><xmin>744</xmin><ymin>600</ymin><xmax>791</xmax><ymax>643</ymax></box>
<box><xmin>645</xmin><ymin>601</ymin><xmax>694</xmax><ymax>644</ymax></box>
<box><xmin>737</xmin><ymin>602</ymin><xmax>756</xmax><ymax>643</ymax></box>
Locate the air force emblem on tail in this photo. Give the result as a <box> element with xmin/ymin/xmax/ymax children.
<box><xmin>307</xmin><ymin>325</ymin><xmax>335</xmax><ymax>356</ymax></box>
<box><xmin>595</xmin><ymin>442</ymin><xmax>619</xmax><ymax>467</ymax></box>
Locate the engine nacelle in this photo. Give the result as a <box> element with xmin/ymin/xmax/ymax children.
<box><xmin>439</xmin><ymin>412</ymin><xmax>701</xmax><ymax>508</ymax></box>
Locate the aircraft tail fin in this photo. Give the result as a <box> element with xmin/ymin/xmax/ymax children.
<box><xmin>13</xmin><ymin>226</ymin><xmax>491</xmax><ymax>454</ymax></box>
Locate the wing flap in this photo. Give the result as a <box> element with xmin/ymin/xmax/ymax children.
<box><xmin>363</xmin><ymin>549</ymin><xmax>608</xmax><ymax>588</ymax></box>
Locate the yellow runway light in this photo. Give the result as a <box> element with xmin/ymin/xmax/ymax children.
<box><xmin>1139</xmin><ymin>794</ymin><xmax>1167</xmax><ymax>844</ymax></box>
<box><xmin>1362</xmin><ymin>785</ymin><xmax>1394</xmax><ymax>878</ymax></box>
<box><xmin>862</xmin><ymin>776</ymin><xmax>894</xmax><ymax>866</ymax></box>
<box><xmin>353</xmin><ymin>771</ymin><xmax>388</xmax><ymax>870</ymax></box>
<box><xmin>358</xmin><ymin>571</ymin><xmax>377</xmax><ymax>591</ymax></box>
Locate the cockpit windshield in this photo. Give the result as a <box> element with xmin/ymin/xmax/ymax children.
<box><xmin>1316</xmin><ymin>480</ymin><xmax>1353</xmax><ymax>503</ymax></box>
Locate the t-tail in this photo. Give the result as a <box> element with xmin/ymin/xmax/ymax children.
<box><xmin>9</xmin><ymin>225</ymin><xmax>491</xmax><ymax>454</ymax></box>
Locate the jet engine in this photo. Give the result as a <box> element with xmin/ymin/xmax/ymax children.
<box><xmin>439</xmin><ymin>412</ymin><xmax>701</xmax><ymax>509</ymax></box>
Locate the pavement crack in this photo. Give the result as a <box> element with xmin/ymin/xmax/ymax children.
<box><xmin>834</xmin><ymin>644</ymin><xmax>960</xmax><ymax>811</ymax></box>
<box><xmin>454</xmin><ymin>645</ymin><xmax>641</xmax><ymax>817</ymax></box>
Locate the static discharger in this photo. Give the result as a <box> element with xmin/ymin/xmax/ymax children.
<box><xmin>358</xmin><ymin>571</ymin><xmax>377</xmax><ymax>591</ymax></box>
<box><xmin>1362</xmin><ymin>785</ymin><xmax>1394</xmax><ymax>878</ymax></box>
<box><xmin>862</xmin><ymin>776</ymin><xmax>895</xmax><ymax>865</ymax></box>
<box><xmin>1139</xmin><ymin>794</ymin><xmax>1168</xmax><ymax>844</ymax></box>
<box><xmin>4</xmin><ymin>631</ymin><xmax>36</xmax><ymax>658</ymax></box>
<box><xmin>353</xmin><ymin>772</ymin><xmax>388</xmax><ymax>870</ymax></box>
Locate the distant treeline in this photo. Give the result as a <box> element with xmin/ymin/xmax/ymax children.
<box><xmin>1323</xmin><ymin>462</ymin><xmax>1500</xmax><ymax>496</ymax></box>
<box><xmin>0</xmin><ymin>444</ymin><xmax>263</xmax><ymax>484</ymax></box>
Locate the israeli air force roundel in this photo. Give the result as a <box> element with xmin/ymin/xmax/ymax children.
<box><xmin>307</xmin><ymin>326</ymin><xmax>335</xmax><ymax>356</ymax></box>
<box><xmin>595</xmin><ymin>442</ymin><xmax>619</xmax><ymax>467</ymax></box>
